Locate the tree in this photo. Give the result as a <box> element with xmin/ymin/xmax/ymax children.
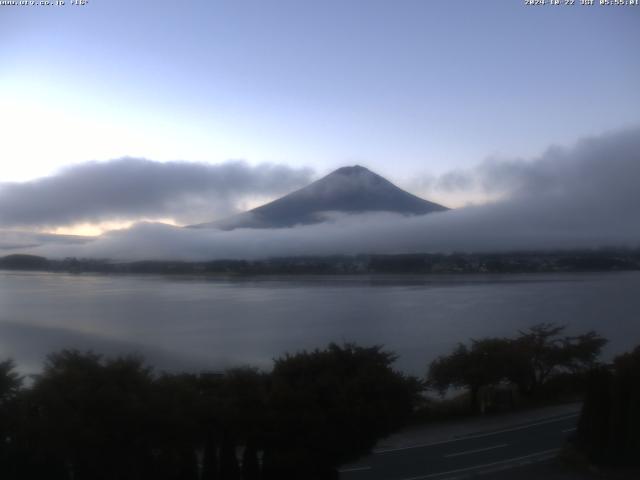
<box><xmin>576</xmin><ymin>345</ymin><xmax>640</xmax><ymax>466</ymax></box>
<box><xmin>202</xmin><ymin>431</ymin><xmax>220</xmax><ymax>480</ymax></box>
<box><xmin>0</xmin><ymin>359</ymin><xmax>23</xmax><ymax>478</ymax></box>
<box><xmin>219</xmin><ymin>431</ymin><xmax>240</xmax><ymax>480</ymax></box>
<box><xmin>150</xmin><ymin>372</ymin><xmax>202</xmax><ymax>480</ymax></box>
<box><xmin>0</xmin><ymin>359</ymin><xmax>22</xmax><ymax>404</ymax></box>
<box><xmin>514</xmin><ymin>323</ymin><xmax>607</xmax><ymax>394</ymax></box>
<box><xmin>428</xmin><ymin>338</ymin><xmax>516</xmax><ymax>411</ymax></box>
<box><xmin>427</xmin><ymin>324</ymin><xmax>607</xmax><ymax>411</ymax></box>
<box><xmin>197</xmin><ymin>367</ymin><xmax>268</xmax><ymax>480</ymax></box>
<box><xmin>241</xmin><ymin>439</ymin><xmax>261</xmax><ymax>480</ymax></box>
<box><xmin>23</xmin><ymin>350</ymin><xmax>159</xmax><ymax>480</ymax></box>
<box><xmin>0</xmin><ymin>343</ymin><xmax>424</xmax><ymax>479</ymax></box>
<box><xmin>266</xmin><ymin>343</ymin><xmax>422</xmax><ymax>477</ymax></box>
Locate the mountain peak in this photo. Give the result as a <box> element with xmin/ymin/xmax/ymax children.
<box><xmin>190</xmin><ymin>165</ymin><xmax>448</xmax><ymax>230</ymax></box>
<box><xmin>332</xmin><ymin>165</ymin><xmax>371</xmax><ymax>176</ymax></box>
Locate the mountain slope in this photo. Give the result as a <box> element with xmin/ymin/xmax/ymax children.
<box><xmin>190</xmin><ymin>165</ymin><xmax>448</xmax><ymax>229</ymax></box>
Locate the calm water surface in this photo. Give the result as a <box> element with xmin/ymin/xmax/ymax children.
<box><xmin>1</xmin><ymin>271</ymin><xmax>639</xmax><ymax>375</ymax></box>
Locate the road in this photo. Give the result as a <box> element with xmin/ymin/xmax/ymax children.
<box><xmin>339</xmin><ymin>413</ymin><xmax>578</xmax><ymax>480</ymax></box>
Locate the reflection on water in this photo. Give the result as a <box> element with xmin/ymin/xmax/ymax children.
<box><xmin>1</xmin><ymin>270</ymin><xmax>639</xmax><ymax>375</ymax></box>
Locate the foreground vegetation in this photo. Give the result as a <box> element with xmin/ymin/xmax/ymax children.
<box><xmin>576</xmin><ymin>345</ymin><xmax>640</xmax><ymax>467</ymax></box>
<box><xmin>428</xmin><ymin>327</ymin><xmax>640</xmax><ymax>471</ymax></box>
<box><xmin>427</xmin><ymin>323</ymin><xmax>607</xmax><ymax>413</ymax></box>
<box><xmin>0</xmin><ymin>325</ymin><xmax>637</xmax><ymax>479</ymax></box>
<box><xmin>0</xmin><ymin>344</ymin><xmax>420</xmax><ymax>480</ymax></box>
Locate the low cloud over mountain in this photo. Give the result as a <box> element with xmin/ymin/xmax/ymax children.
<box><xmin>7</xmin><ymin>127</ymin><xmax>640</xmax><ymax>259</ymax></box>
<box><xmin>0</xmin><ymin>159</ymin><xmax>313</xmax><ymax>228</ymax></box>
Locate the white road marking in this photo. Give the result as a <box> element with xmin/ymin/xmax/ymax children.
<box><xmin>396</xmin><ymin>448</ymin><xmax>560</xmax><ymax>480</ymax></box>
<box><xmin>444</xmin><ymin>443</ymin><xmax>508</xmax><ymax>458</ymax></box>
<box><xmin>338</xmin><ymin>466</ymin><xmax>372</xmax><ymax>473</ymax></box>
<box><xmin>374</xmin><ymin>413</ymin><xmax>579</xmax><ymax>454</ymax></box>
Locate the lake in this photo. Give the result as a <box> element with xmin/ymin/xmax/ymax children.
<box><xmin>1</xmin><ymin>270</ymin><xmax>639</xmax><ymax>376</ymax></box>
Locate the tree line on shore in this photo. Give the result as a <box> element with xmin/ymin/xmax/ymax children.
<box><xmin>2</xmin><ymin>249</ymin><xmax>640</xmax><ymax>275</ymax></box>
<box><xmin>0</xmin><ymin>324</ymin><xmax>637</xmax><ymax>479</ymax></box>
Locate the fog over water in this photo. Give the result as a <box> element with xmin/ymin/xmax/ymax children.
<box><xmin>2</xmin><ymin>270</ymin><xmax>639</xmax><ymax>375</ymax></box>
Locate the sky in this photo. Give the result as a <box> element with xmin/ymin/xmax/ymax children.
<box><xmin>1</xmin><ymin>0</ymin><xmax>639</xmax><ymax>243</ymax></box>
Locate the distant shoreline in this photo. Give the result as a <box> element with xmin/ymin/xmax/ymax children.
<box><xmin>2</xmin><ymin>249</ymin><xmax>640</xmax><ymax>276</ymax></box>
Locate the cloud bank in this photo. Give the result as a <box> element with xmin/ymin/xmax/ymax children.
<box><xmin>10</xmin><ymin>128</ymin><xmax>640</xmax><ymax>260</ymax></box>
<box><xmin>0</xmin><ymin>231</ymin><xmax>90</xmax><ymax>252</ymax></box>
<box><xmin>416</xmin><ymin>127</ymin><xmax>640</xmax><ymax>203</ymax></box>
<box><xmin>0</xmin><ymin>159</ymin><xmax>313</xmax><ymax>228</ymax></box>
